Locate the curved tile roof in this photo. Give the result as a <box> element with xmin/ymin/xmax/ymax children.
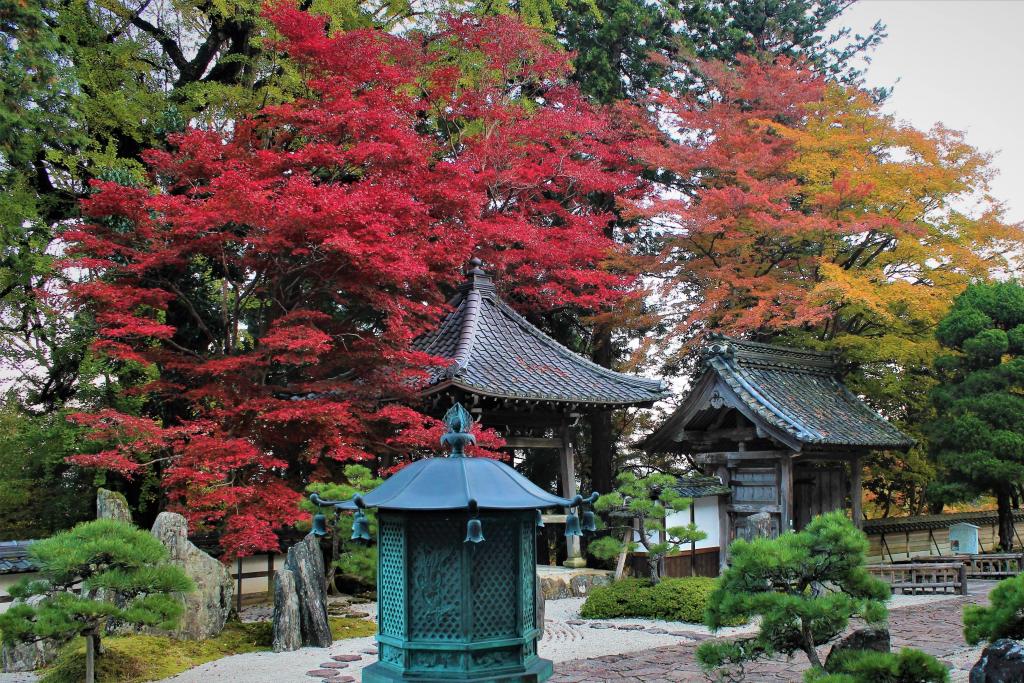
<box><xmin>413</xmin><ymin>261</ymin><xmax>668</xmax><ymax>407</ymax></box>
<box><xmin>644</xmin><ymin>336</ymin><xmax>914</xmax><ymax>452</ymax></box>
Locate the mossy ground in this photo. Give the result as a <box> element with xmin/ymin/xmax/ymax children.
<box><xmin>38</xmin><ymin>617</ymin><xmax>376</xmax><ymax>683</ymax></box>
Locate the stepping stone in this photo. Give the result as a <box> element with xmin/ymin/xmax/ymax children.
<box><xmin>615</xmin><ymin>624</ymin><xmax>646</xmax><ymax>631</ymax></box>
<box><xmin>646</xmin><ymin>627</ymin><xmax>668</xmax><ymax>634</ymax></box>
<box><xmin>360</xmin><ymin>648</ymin><xmax>378</xmax><ymax>654</ymax></box>
<box><xmin>306</xmin><ymin>670</ymin><xmax>339</xmax><ymax>678</ymax></box>
<box><xmin>566</xmin><ymin>620</ymin><xmax>584</xmax><ymax>625</ymax></box>
<box><xmin>588</xmin><ymin>623</ymin><xmax>613</xmax><ymax>629</ymax></box>
<box><xmin>331</xmin><ymin>654</ymin><xmax>362</xmax><ymax>662</ymax></box>
<box><xmin>335</xmin><ymin>677</ymin><xmax>355</xmax><ymax>683</ymax></box>
<box><xmin>319</xmin><ymin>662</ymin><xmax>349</xmax><ymax>669</ymax></box>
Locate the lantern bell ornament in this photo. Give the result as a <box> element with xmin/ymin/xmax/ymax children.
<box><xmin>310</xmin><ymin>512</ymin><xmax>329</xmax><ymax>538</ymax></box>
<box><xmin>351</xmin><ymin>509</ymin><xmax>372</xmax><ymax>542</ymax></box>
<box><xmin>309</xmin><ymin>403</ymin><xmax>599</xmax><ymax>683</ymax></box>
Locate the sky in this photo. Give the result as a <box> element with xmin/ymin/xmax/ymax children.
<box><xmin>833</xmin><ymin>0</ymin><xmax>1024</xmax><ymax>223</ymax></box>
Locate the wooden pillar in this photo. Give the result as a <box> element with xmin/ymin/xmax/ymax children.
<box><xmin>851</xmin><ymin>455</ymin><xmax>863</xmax><ymax>530</ymax></box>
<box><xmin>716</xmin><ymin>464</ymin><xmax>730</xmax><ymax>573</ymax></box>
<box><xmin>559</xmin><ymin>421</ymin><xmax>584</xmax><ymax>568</ymax></box>
<box><xmin>780</xmin><ymin>453</ymin><xmax>794</xmax><ymax>533</ymax></box>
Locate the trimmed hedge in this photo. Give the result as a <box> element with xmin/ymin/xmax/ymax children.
<box><xmin>580</xmin><ymin>577</ymin><xmax>718</xmax><ymax>623</ymax></box>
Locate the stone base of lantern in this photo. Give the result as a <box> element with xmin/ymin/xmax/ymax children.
<box><xmin>361</xmin><ymin>656</ymin><xmax>553</xmax><ymax>682</ymax></box>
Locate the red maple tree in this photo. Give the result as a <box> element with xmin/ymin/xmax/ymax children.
<box><xmin>64</xmin><ymin>6</ymin><xmax>650</xmax><ymax>557</ymax></box>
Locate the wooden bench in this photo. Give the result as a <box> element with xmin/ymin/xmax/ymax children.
<box><xmin>865</xmin><ymin>561</ymin><xmax>967</xmax><ymax>595</ymax></box>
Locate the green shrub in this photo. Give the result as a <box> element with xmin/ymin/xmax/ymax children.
<box><xmin>580</xmin><ymin>576</ymin><xmax>718</xmax><ymax>623</ymax></box>
<box><xmin>963</xmin><ymin>573</ymin><xmax>1024</xmax><ymax>645</ymax></box>
<box><xmin>805</xmin><ymin>648</ymin><xmax>948</xmax><ymax>683</ymax></box>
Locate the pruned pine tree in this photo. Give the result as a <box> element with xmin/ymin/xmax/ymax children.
<box><xmin>0</xmin><ymin>519</ymin><xmax>193</xmax><ymax>683</ymax></box>
<box><xmin>588</xmin><ymin>472</ymin><xmax>705</xmax><ymax>583</ymax></box>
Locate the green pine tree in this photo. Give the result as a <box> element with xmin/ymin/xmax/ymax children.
<box><xmin>588</xmin><ymin>471</ymin><xmax>705</xmax><ymax>583</ymax></box>
<box><xmin>0</xmin><ymin>519</ymin><xmax>193</xmax><ymax>683</ymax></box>
<box><xmin>302</xmin><ymin>464</ymin><xmax>383</xmax><ymax>592</ymax></box>
<box><xmin>928</xmin><ymin>280</ymin><xmax>1024</xmax><ymax>550</ymax></box>
<box><xmin>696</xmin><ymin>511</ymin><xmax>945</xmax><ymax>681</ymax></box>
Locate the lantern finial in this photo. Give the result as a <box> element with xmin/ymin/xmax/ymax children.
<box><xmin>441</xmin><ymin>403</ymin><xmax>476</xmax><ymax>457</ymax></box>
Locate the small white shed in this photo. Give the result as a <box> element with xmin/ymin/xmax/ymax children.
<box><xmin>949</xmin><ymin>522</ymin><xmax>980</xmax><ymax>555</ymax></box>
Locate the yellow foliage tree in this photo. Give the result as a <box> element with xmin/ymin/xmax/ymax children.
<box><xmin>651</xmin><ymin>62</ymin><xmax>1023</xmax><ymax>516</ymax></box>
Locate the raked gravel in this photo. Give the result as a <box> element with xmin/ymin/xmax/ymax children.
<box><xmin>0</xmin><ymin>590</ymin><xmax>966</xmax><ymax>683</ymax></box>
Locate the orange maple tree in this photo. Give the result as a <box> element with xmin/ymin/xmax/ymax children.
<box><xmin>638</xmin><ymin>56</ymin><xmax>1023</xmax><ymax>514</ymax></box>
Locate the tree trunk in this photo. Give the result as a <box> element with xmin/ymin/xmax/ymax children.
<box><xmin>589</xmin><ymin>326</ymin><xmax>615</xmax><ymax>495</ymax></box>
<box><xmin>326</xmin><ymin>510</ymin><xmax>340</xmax><ymax>595</ymax></box>
<box><xmin>85</xmin><ymin>630</ymin><xmax>96</xmax><ymax>683</ymax></box>
<box><xmin>648</xmin><ymin>556</ymin><xmax>660</xmax><ymax>585</ymax></box>
<box><xmin>997</xmin><ymin>487</ymin><xmax>1015</xmax><ymax>551</ymax></box>
<box><xmin>800</xmin><ymin>619</ymin><xmax>823</xmax><ymax>670</ymax></box>
<box><xmin>589</xmin><ymin>410</ymin><xmax>615</xmax><ymax>495</ymax></box>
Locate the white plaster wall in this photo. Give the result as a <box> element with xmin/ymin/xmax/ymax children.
<box><xmin>634</xmin><ymin>496</ymin><xmax>722</xmax><ymax>550</ymax></box>
<box><xmin>227</xmin><ymin>553</ymin><xmax>286</xmax><ymax>597</ymax></box>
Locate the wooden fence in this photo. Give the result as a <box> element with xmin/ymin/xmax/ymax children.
<box><xmin>865</xmin><ymin>562</ymin><xmax>967</xmax><ymax>595</ymax></box>
<box><xmin>629</xmin><ymin>546</ymin><xmax>721</xmax><ymax>579</ymax></box>
<box><xmin>863</xmin><ymin>511</ymin><xmax>1024</xmax><ymax>563</ymax></box>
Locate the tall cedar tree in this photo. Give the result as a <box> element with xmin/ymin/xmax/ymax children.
<box><xmin>62</xmin><ymin>8</ymin><xmax>649</xmax><ymax>558</ymax></box>
<box><xmin>639</xmin><ymin>57</ymin><xmax>1021</xmax><ymax>515</ymax></box>
<box><xmin>929</xmin><ymin>281</ymin><xmax>1024</xmax><ymax>550</ymax></box>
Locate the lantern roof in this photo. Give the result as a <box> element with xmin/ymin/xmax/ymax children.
<box><xmin>316</xmin><ymin>404</ymin><xmax>583</xmax><ymax>512</ymax></box>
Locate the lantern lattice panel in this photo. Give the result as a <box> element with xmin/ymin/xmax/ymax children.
<box><xmin>378</xmin><ymin>520</ymin><xmax>406</xmax><ymax>638</ymax></box>
<box><xmin>408</xmin><ymin>517</ymin><xmax>463</xmax><ymax>641</ymax></box>
<box><xmin>520</xmin><ymin>519</ymin><xmax>535</xmax><ymax>633</ymax></box>
<box><xmin>470</xmin><ymin>520</ymin><xmax>517</xmax><ymax>640</ymax></box>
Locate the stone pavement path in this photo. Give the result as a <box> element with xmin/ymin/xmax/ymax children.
<box><xmin>548</xmin><ymin>582</ymin><xmax>996</xmax><ymax>683</ymax></box>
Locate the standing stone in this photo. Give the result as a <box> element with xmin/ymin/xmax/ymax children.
<box><xmin>151</xmin><ymin>512</ymin><xmax>233</xmax><ymax>640</ymax></box>
<box><xmin>284</xmin><ymin>534</ymin><xmax>332</xmax><ymax>648</ymax></box>
<box><xmin>970</xmin><ymin>639</ymin><xmax>1024</xmax><ymax>683</ymax></box>
<box><xmin>96</xmin><ymin>488</ymin><xmax>132</xmax><ymax>523</ymax></box>
<box><xmin>272</xmin><ymin>568</ymin><xmax>302</xmax><ymax>652</ymax></box>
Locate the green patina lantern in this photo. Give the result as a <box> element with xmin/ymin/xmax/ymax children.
<box><xmin>311</xmin><ymin>403</ymin><xmax>597</xmax><ymax>682</ymax></box>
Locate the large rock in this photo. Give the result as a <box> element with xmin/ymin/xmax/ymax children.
<box><xmin>537</xmin><ymin>568</ymin><xmax>611</xmax><ymax>600</ymax></box>
<box><xmin>1</xmin><ymin>638</ymin><xmax>59</xmax><ymax>673</ymax></box>
<box><xmin>825</xmin><ymin>627</ymin><xmax>891</xmax><ymax>669</ymax></box>
<box><xmin>284</xmin><ymin>534</ymin><xmax>332</xmax><ymax>648</ymax></box>
<box><xmin>96</xmin><ymin>488</ymin><xmax>132</xmax><ymax>523</ymax></box>
<box><xmin>151</xmin><ymin>512</ymin><xmax>233</xmax><ymax>640</ymax></box>
<box><xmin>272</xmin><ymin>568</ymin><xmax>302</xmax><ymax>652</ymax></box>
<box><xmin>970</xmin><ymin>639</ymin><xmax>1024</xmax><ymax>683</ymax></box>
<box><xmin>1</xmin><ymin>596</ymin><xmax>60</xmax><ymax>673</ymax></box>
